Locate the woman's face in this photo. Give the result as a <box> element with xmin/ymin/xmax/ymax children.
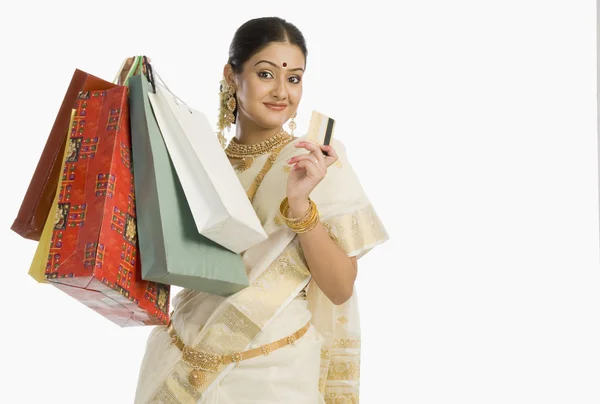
<box><xmin>228</xmin><ymin>42</ymin><xmax>305</xmax><ymax>131</ymax></box>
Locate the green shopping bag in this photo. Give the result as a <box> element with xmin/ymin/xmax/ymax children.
<box><xmin>128</xmin><ymin>71</ymin><xmax>249</xmax><ymax>296</ymax></box>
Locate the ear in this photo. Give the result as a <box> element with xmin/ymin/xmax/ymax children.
<box><xmin>222</xmin><ymin>64</ymin><xmax>236</xmax><ymax>88</ymax></box>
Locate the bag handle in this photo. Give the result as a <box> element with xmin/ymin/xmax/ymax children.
<box><xmin>142</xmin><ymin>56</ymin><xmax>156</xmax><ymax>94</ymax></box>
<box><xmin>151</xmin><ymin>68</ymin><xmax>188</xmax><ymax>107</ymax></box>
<box><xmin>113</xmin><ymin>56</ymin><xmax>143</xmax><ymax>86</ymax></box>
<box><xmin>139</xmin><ymin>57</ymin><xmax>192</xmax><ymax>112</ymax></box>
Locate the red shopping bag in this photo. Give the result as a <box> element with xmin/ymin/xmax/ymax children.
<box><xmin>44</xmin><ymin>86</ymin><xmax>169</xmax><ymax>327</ymax></box>
<box><xmin>11</xmin><ymin>70</ymin><xmax>119</xmax><ymax>241</ymax></box>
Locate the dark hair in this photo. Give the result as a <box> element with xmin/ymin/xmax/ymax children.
<box><xmin>226</xmin><ymin>17</ymin><xmax>308</xmax><ymax>123</ymax></box>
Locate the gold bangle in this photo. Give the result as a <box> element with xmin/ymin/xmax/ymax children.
<box><xmin>292</xmin><ymin>213</ymin><xmax>320</xmax><ymax>233</ymax></box>
<box><xmin>279</xmin><ymin>198</ymin><xmax>315</xmax><ymax>226</ymax></box>
<box><xmin>279</xmin><ymin>197</ymin><xmax>320</xmax><ymax>233</ymax></box>
<box><xmin>279</xmin><ymin>197</ymin><xmax>312</xmax><ymax>223</ymax></box>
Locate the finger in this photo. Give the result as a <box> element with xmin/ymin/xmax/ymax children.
<box><xmin>320</xmin><ymin>145</ymin><xmax>339</xmax><ymax>167</ymax></box>
<box><xmin>143</xmin><ymin>57</ymin><xmax>152</xmax><ymax>74</ymax></box>
<box><xmin>287</xmin><ymin>154</ymin><xmax>321</xmax><ymax>166</ymax></box>
<box><xmin>295</xmin><ymin>141</ymin><xmax>325</xmax><ymax>164</ymax></box>
<box><xmin>294</xmin><ymin>141</ymin><xmax>320</xmax><ymax>153</ymax></box>
<box><xmin>293</xmin><ymin>160</ymin><xmax>322</xmax><ymax>177</ymax></box>
<box><xmin>289</xmin><ymin>155</ymin><xmax>326</xmax><ymax>175</ymax></box>
<box><xmin>123</xmin><ymin>57</ymin><xmax>138</xmax><ymax>72</ymax></box>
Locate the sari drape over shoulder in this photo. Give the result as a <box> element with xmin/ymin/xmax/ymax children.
<box><xmin>134</xmin><ymin>136</ymin><xmax>388</xmax><ymax>404</ymax></box>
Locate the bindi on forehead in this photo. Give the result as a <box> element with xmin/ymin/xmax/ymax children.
<box><xmin>253</xmin><ymin>59</ymin><xmax>304</xmax><ymax>72</ymax></box>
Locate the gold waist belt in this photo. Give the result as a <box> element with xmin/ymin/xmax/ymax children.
<box><xmin>167</xmin><ymin>320</ymin><xmax>311</xmax><ymax>389</ymax></box>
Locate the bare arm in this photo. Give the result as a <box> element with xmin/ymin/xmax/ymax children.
<box><xmin>288</xmin><ymin>198</ymin><xmax>357</xmax><ymax>305</ymax></box>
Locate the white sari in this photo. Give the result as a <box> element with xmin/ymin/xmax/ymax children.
<box><xmin>134</xmin><ymin>136</ymin><xmax>388</xmax><ymax>403</ymax></box>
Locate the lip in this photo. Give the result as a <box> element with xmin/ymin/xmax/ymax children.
<box><xmin>263</xmin><ymin>103</ymin><xmax>288</xmax><ymax>111</ymax></box>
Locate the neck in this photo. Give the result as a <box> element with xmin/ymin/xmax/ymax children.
<box><xmin>234</xmin><ymin>115</ymin><xmax>284</xmax><ymax>145</ymax></box>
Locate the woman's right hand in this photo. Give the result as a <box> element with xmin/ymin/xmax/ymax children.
<box><xmin>118</xmin><ymin>56</ymin><xmax>151</xmax><ymax>85</ymax></box>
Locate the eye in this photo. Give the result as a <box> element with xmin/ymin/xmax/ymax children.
<box><xmin>258</xmin><ymin>71</ymin><xmax>274</xmax><ymax>79</ymax></box>
<box><xmin>288</xmin><ymin>76</ymin><xmax>301</xmax><ymax>84</ymax></box>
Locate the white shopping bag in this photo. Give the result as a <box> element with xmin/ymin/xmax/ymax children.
<box><xmin>147</xmin><ymin>73</ymin><xmax>268</xmax><ymax>254</ymax></box>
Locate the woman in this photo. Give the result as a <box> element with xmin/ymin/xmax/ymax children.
<box><xmin>130</xmin><ymin>17</ymin><xmax>388</xmax><ymax>404</ymax></box>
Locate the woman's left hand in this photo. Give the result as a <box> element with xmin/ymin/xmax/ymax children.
<box><xmin>118</xmin><ymin>56</ymin><xmax>151</xmax><ymax>85</ymax></box>
<box><xmin>286</xmin><ymin>141</ymin><xmax>339</xmax><ymax>210</ymax></box>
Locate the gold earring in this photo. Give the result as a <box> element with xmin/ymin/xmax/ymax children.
<box><xmin>288</xmin><ymin>112</ymin><xmax>297</xmax><ymax>136</ymax></box>
<box><xmin>217</xmin><ymin>78</ymin><xmax>236</xmax><ymax>149</ymax></box>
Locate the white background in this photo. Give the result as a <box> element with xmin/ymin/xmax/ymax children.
<box><xmin>0</xmin><ymin>0</ymin><xmax>598</xmax><ymax>403</ymax></box>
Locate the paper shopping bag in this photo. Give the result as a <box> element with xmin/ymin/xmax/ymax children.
<box><xmin>44</xmin><ymin>86</ymin><xmax>169</xmax><ymax>327</ymax></box>
<box><xmin>11</xmin><ymin>72</ymin><xmax>117</xmax><ymax>240</ymax></box>
<box><xmin>11</xmin><ymin>59</ymin><xmax>142</xmax><ymax>240</ymax></box>
<box><xmin>147</xmin><ymin>76</ymin><xmax>268</xmax><ymax>254</ymax></box>
<box><xmin>128</xmin><ymin>73</ymin><xmax>249</xmax><ymax>296</ymax></box>
<box><xmin>28</xmin><ymin>110</ymin><xmax>77</xmax><ymax>283</ymax></box>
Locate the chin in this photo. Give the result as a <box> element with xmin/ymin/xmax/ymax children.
<box><xmin>242</xmin><ymin>107</ymin><xmax>289</xmax><ymax>130</ymax></box>
<box><xmin>254</xmin><ymin>117</ymin><xmax>287</xmax><ymax>130</ymax></box>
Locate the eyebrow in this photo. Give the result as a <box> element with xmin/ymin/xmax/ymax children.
<box><xmin>254</xmin><ymin>60</ymin><xmax>304</xmax><ymax>72</ymax></box>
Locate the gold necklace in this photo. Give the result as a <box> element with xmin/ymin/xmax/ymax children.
<box><xmin>246</xmin><ymin>137</ymin><xmax>295</xmax><ymax>203</ymax></box>
<box><xmin>225</xmin><ymin>130</ymin><xmax>293</xmax><ymax>172</ymax></box>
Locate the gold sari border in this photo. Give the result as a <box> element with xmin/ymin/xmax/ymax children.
<box><xmin>327</xmin><ymin>353</ymin><xmax>361</xmax><ymax>382</ymax></box>
<box><xmin>322</xmin><ymin>204</ymin><xmax>389</xmax><ymax>258</ymax></box>
<box><xmin>150</xmin><ymin>242</ymin><xmax>311</xmax><ymax>403</ymax></box>
<box><xmin>324</xmin><ymin>391</ymin><xmax>360</xmax><ymax>404</ymax></box>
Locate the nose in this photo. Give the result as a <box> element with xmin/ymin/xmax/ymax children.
<box><xmin>271</xmin><ymin>76</ymin><xmax>288</xmax><ymax>100</ymax></box>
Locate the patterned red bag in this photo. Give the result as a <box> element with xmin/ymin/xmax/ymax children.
<box><xmin>11</xmin><ymin>70</ymin><xmax>117</xmax><ymax>241</ymax></box>
<box><xmin>45</xmin><ymin>87</ymin><xmax>169</xmax><ymax>327</ymax></box>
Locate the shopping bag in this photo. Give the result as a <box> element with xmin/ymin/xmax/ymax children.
<box><xmin>44</xmin><ymin>84</ymin><xmax>169</xmax><ymax>327</ymax></box>
<box><xmin>28</xmin><ymin>110</ymin><xmax>76</xmax><ymax>283</ymax></box>
<box><xmin>147</xmin><ymin>73</ymin><xmax>268</xmax><ymax>254</ymax></box>
<box><xmin>128</xmin><ymin>72</ymin><xmax>249</xmax><ymax>296</ymax></box>
<box><xmin>11</xmin><ymin>58</ymin><xmax>142</xmax><ymax>240</ymax></box>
